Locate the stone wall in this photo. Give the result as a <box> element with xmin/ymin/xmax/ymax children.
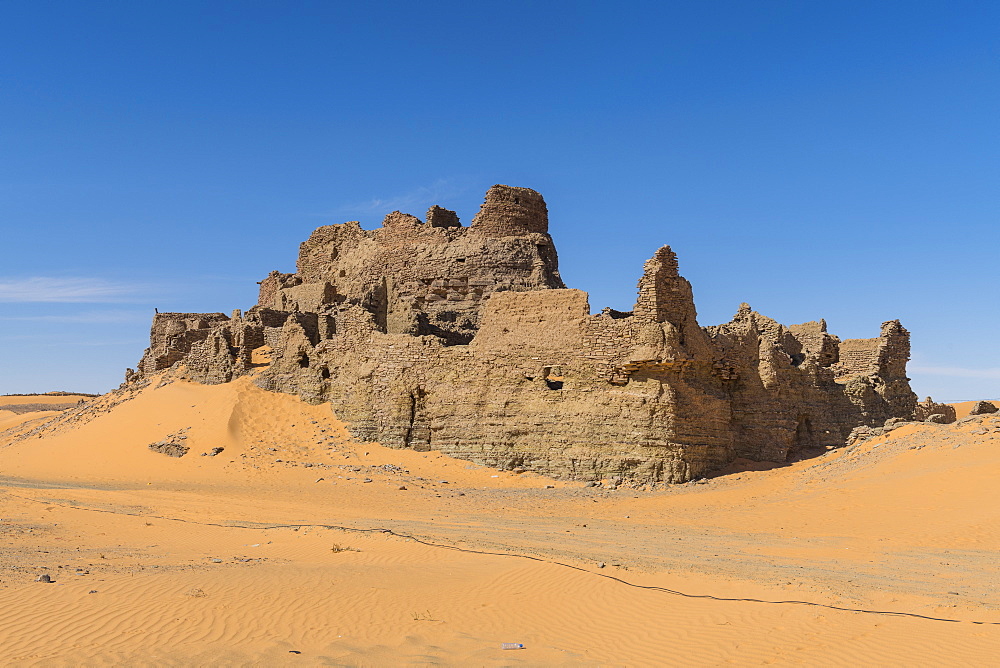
<box><xmin>835</xmin><ymin>338</ymin><xmax>880</xmax><ymax>376</ymax></box>
<box><xmin>132</xmin><ymin>185</ymin><xmax>918</xmax><ymax>484</ymax></box>
<box><xmin>832</xmin><ymin>321</ymin><xmax>916</xmax><ymax>426</ymax></box>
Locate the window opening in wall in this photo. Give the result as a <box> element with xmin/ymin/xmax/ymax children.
<box><xmin>297</xmin><ymin>352</ymin><xmax>310</xmax><ymax>368</ymax></box>
<box><xmin>542</xmin><ymin>366</ymin><xmax>564</xmax><ymax>390</ymax></box>
<box><xmin>320</xmin><ymin>366</ymin><xmax>330</xmax><ymax>379</ymax></box>
<box><xmin>791</xmin><ymin>415</ymin><xmax>814</xmax><ymax>455</ymax></box>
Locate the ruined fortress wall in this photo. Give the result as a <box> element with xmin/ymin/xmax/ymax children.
<box><xmin>837</xmin><ymin>338</ymin><xmax>880</xmax><ymax>376</ymax></box>
<box><xmin>470</xmin><ymin>289</ymin><xmax>590</xmax><ymax>359</ymax></box>
<box><xmin>872</xmin><ymin>320</ymin><xmax>911</xmax><ymax>380</ymax></box>
<box><xmin>787</xmin><ymin>320</ymin><xmax>839</xmax><ymax>367</ymax></box>
<box><xmin>131</xmin><ymin>185</ymin><xmax>918</xmax><ymax>485</ymax></box>
<box><xmin>254</xmin><ymin>297</ymin><xmax>733</xmax><ymax>483</ymax></box>
<box><xmin>257</xmin><ymin>272</ymin><xmax>299</xmax><ymax>310</ymax></box>
<box><xmin>139</xmin><ymin>313</ymin><xmax>230</xmax><ymax>374</ymax></box>
<box><xmin>706</xmin><ymin>307</ymin><xmax>859</xmax><ymax>461</ymax></box>
<box><xmin>274</xmin><ymin>187</ymin><xmax>564</xmax><ymax>344</ymax></box>
<box><xmin>633</xmin><ymin>246</ymin><xmax>687</xmax><ymax>325</ymax></box>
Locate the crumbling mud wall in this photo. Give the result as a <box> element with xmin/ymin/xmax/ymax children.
<box><xmin>133</xmin><ymin>185</ymin><xmax>917</xmax><ymax>484</ymax></box>
<box><xmin>913</xmin><ymin>397</ymin><xmax>957</xmax><ymax>423</ymax></box>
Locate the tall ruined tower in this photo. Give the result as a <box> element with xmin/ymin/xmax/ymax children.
<box><xmin>470</xmin><ymin>185</ymin><xmax>550</xmax><ymax>236</ymax></box>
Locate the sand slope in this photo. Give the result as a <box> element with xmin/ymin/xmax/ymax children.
<box><xmin>1</xmin><ymin>376</ymin><xmax>998</xmax><ymax>666</ymax></box>
<box><xmin>0</xmin><ymin>394</ymin><xmax>92</xmax><ymax>437</ymax></box>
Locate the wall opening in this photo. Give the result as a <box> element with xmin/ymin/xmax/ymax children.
<box><xmin>403</xmin><ymin>388</ymin><xmax>430</xmax><ymax>451</ymax></box>
<box><xmin>542</xmin><ymin>366</ymin><xmax>564</xmax><ymax>390</ymax></box>
<box><xmin>790</xmin><ymin>415</ymin><xmax>814</xmax><ymax>458</ymax></box>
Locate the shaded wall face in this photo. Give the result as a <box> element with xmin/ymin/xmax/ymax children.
<box><xmin>706</xmin><ymin>307</ymin><xmax>920</xmax><ymax>460</ymax></box>
<box><xmin>251</xmin><ymin>288</ymin><xmax>737</xmax><ymax>484</ymax></box>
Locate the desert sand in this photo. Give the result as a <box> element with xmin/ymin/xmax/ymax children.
<box><xmin>0</xmin><ymin>394</ymin><xmax>93</xmax><ymax>436</ymax></box>
<box><xmin>1</xmin><ymin>376</ymin><xmax>998</xmax><ymax>666</ymax></box>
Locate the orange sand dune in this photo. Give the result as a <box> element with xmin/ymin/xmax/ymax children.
<box><xmin>0</xmin><ymin>409</ymin><xmax>65</xmax><ymax>432</ymax></box>
<box><xmin>1</xmin><ymin>375</ymin><xmax>998</xmax><ymax>665</ymax></box>
<box><xmin>0</xmin><ymin>394</ymin><xmax>91</xmax><ymax>432</ymax></box>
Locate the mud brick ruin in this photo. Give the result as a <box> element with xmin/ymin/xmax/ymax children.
<box><xmin>132</xmin><ymin>185</ymin><xmax>918</xmax><ymax>483</ymax></box>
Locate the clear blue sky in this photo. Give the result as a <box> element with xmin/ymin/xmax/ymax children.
<box><xmin>1</xmin><ymin>0</ymin><xmax>997</xmax><ymax>400</ymax></box>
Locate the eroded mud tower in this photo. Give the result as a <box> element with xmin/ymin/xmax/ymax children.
<box><xmin>134</xmin><ymin>185</ymin><xmax>917</xmax><ymax>483</ymax></box>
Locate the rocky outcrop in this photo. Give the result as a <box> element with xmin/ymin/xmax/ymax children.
<box><xmin>969</xmin><ymin>401</ymin><xmax>999</xmax><ymax>416</ymax></box>
<box><xmin>148</xmin><ymin>429</ymin><xmax>191</xmax><ymax>457</ymax></box>
<box><xmin>913</xmin><ymin>397</ymin><xmax>957</xmax><ymax>424</ymax></box>
<box><xmin>133</xmin><ymin>185</ymin><xmax>918</xmax><ymax>484</ymax></box>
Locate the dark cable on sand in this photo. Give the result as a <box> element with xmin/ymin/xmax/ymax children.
<box><xmin>6</xmin><ymin>490</ymin><xmax>996</xmax><ymax>627</ymax></box>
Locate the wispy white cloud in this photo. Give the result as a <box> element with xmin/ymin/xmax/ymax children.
<box><xmin>323</xmin><ymin>179</ymin><xmax>470</xmax><ymax>218</ymax></box>
<box><xmin>0</xmin><ymin>277</ymin><xmax>140</xmax><ymax>303</ymax></box>
<box><xmin>910</xmin><ymin>365</ymin><xmax>1000</xmax><ymax>380</ymax></box>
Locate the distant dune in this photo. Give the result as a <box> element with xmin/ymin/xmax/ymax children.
<box><xmin>0</xmin><ymin>373</ymin><xmax>997</xmax><ymax>664</ymax></box>
<box><xmin>0</xmin><ymin>393</ymin><xmax>93</xmax><ymax>405</ymax></box>
<box><xmin>0</xmin><ymin>394</ymin><xmax>92</xmax><ymax>432</ymax></box>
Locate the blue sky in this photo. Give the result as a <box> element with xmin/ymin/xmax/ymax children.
<box><xmin>1</xmin><ymin>0</ymin><xmax>997</xmax><ymax>400</ymax></box>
